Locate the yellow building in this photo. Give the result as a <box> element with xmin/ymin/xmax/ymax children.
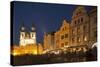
<box><xmin>38</xmin><ymin>43</ymin><xmax>43</xmax><ymax>54</ymax></box>
<box><xmin>59</xmin><ymin>19</ymin><xmax>70</xmax><ymax>48</ymax></box>
<box><xmin>54</xmin><ymin>6</ymin><xmax>97</xmax><ymax>51</ymax></box>
<box><xmin>89</xmin><ymin>7</ymin><xmax>97</xmax><ymax>46</ymax></box>
<box><xmin>11</xmin><ymin>43</ymin><xmax>44</xmax><ymax>56</ymax></box>
<box><xmin>43</xmin><ymin>32</ymin><xmax>55</xmax><ymax>50</ymax></box>
<box><xmin>54</xmin><ymin>30</ymin><xmax>60</xmax><ymax>49</ymax></box>
<box><xmin>71</xmin><ymin>6</ymin><xmax>90</xmax><ymax>47</ymax></box>
<box><xmin>43</xmin><ymin>6</ymin><xmax>97</xmax><ymax>52</ymax></box>
<box><xmin>11</xmin><ymin>44</ymin><xmax>38</xmax><ymax>56</ymax></box>
<box><xmin>43</xmin><ymin>33</ymin><xmax>49</xmax><ymax>50</ymax></box>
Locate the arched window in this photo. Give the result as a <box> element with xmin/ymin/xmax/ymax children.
<box><xmin>61</xmin><ymin>43</ymin><xmax>64</xmax><ymax>47</ymax></box>
<box><xmin>65</xmin><ymin>34</ymin><xmax>68</xmax><ymax>38</ymax></box>
<box><xmin>32</xmin><ymin>34</ymin><xmax>34</xmax><ymax>37</ymax></box>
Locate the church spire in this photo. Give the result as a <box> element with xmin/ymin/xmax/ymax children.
<box><xmin>31</xmin><ymin>23</ymin><xmax>36</xmax><ymax>32</ymax></box>
<box><xmin>20</xmin><ymin>19</ymin><xmax>25</xmax><ymax>32</ymax></box>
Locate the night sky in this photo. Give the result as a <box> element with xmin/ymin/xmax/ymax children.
<box><xmin>12</xmin><ymin>1</ymin><xmax>93</xmax><ymax>45</ymax></box>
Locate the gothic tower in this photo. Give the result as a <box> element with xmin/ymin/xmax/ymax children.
<box><xmin>20</xmin><ymin>25</ymin><xmax>26</xmax><ymax>46</ymax></box>
<box><xmin>30</xmin><ymin>24</ymin><xmax>36</xmax><ymax>44</ymax></box>
<box><xmin>19</xmin><ymin>23</ymin><xmax>36</xmax><ymax>46</ymax></box>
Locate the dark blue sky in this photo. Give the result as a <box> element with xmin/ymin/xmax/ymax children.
<box><xmin>12</xmin><ymin>1</ymin><xmax>94</xmax><ymax>45</ymax></box>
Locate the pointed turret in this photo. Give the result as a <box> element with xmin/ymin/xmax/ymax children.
<box><xmin>31</xmin><ymin>23</ymin><xmax>36</xmax><ymax>32</ymax></box>
<box><xmin>30</xmin><ymin>23</ymin><xmax>36</xmax><ymax>44</ymax></box>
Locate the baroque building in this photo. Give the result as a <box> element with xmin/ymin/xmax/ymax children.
<box><xmin>89</xmin><ymin>7</ymin><xmax>97</xmax><ymax>46</ymax></box>
<box><xmin>43</xmin><ymin>6</ymin><xmax>97</xmax><ymax>51</ymax></box>
<box><xmin>70</xmin><ymin>6</ymin><xmax>90</xmax><ymax>47</ymax></box>
<box><xmin>19</xmin><ymin>25</ymin><xmax>36</xmax><ymax>46</ymax></box>
<box><xmin>12</xmin><ymin>24</ymin><xmax>44</xmax><ymax>56</ymax></box>
<box><xmin>55</xmin><ymin>19</ymin><xmax>70</xmax><ymax>49</ymax></box>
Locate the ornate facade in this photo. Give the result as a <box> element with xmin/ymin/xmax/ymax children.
<box><xmin>12</xmin><ymin>24</ymin><xmax>44</xmax><ymax>56</ymax></box>
<box><xmin>55</xmin><ymin>20</ymin><xmax>70</xmax><ymax>49</ymax></box>
<box><xmin>43</xmin><ymin>6</ymin><xmax>97</xmax><ymax>51</ymax></box>
<box><xmin>71</xmin><ymin>6</ymin><xmax>90</xmax><ymax>47</ymax></box>
<box><xmin>89</xmin><ymin>7</ymin><xmax>97</xmax><ymax>46</ymax></box>
<box><xmin>20</xmin><ymin>25</ymin><xmax>36</xmax><ymax>46</ymax></box>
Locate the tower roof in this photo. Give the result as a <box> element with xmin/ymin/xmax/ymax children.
<box><xmin>31</xmin><ymin>23</ymin><xmax>36</xmax><ymax>32</ymax></box>
<box><xmin>20</xmin><ymin>22</ymin><xmax>26</xmax><ymax>32</ymax></box>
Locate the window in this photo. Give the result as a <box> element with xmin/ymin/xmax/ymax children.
<box><xmin>61</xmin><ymin>43</ymin><xmax>64</xmax><ymax>47</ymax></box>
<box><xmin>62</xmin><ymin>28</ymin><xmax>64</xmax><ymax>31</ymax></box>
<box><xmin>76</xmin><ymin>12</ymin><xmax>78</xmax><ymax>16</ymax></box>
<box><xmin>77</xmin><ymin>27</ymin><xmax>80</xmax><ymax>33</ymax></box>
<box><xmin>72</xmin><ymin>30</ymin><xmax>73</xmax><ymax>34</ymax></box>
<box><xmin>21</xmin><ymin>33</ymin><xmax>24</xmax><ymax>37</ymax></box>
<box><xmin>79</xmin><ymin>11</ymin><xmax>82</xmax><ymax>14</ymax></box>
<box><xmin>83</xmin><ymin>25</ymin><xmax>86</xmax><ymax>31</ymax></box>
<box><xmin>75</xmin><ymin>20</ymin><xmax>77</xmax><ymax>25</ymax></box>
<box><xmin>72</xmin><ymin>30</ymin><xmax>74</xmax><ymax>34</ymax></box>
<box><xmin>78</xmin><ymin>19</ymin><xmax>80</xmax><ymax>24</ymax></box>
<box><xmin>65</xmin><ymin>42</ymin><xmax>68</xmax><ymax>45</ymax></box>
<box><xmin>84</xmin><ymin>36</ymin><xmax>87</xmax><ymax>41</ymax></box>
<box><xmin>22</xmin><ymin>34</ymin><xmax>24</xmax><ymax>37</ymax></box>
<box><xmin>32</xmin><ymin>34</ymin><xmax>34</xmax><ymax>37</ymax></box>
<box><xmin>72</xmin><ymin>38</ymin><xmax>74</xmax><ymax>43</ymax></box>
<box><xmin>62</xmin><ymin>27</ymin><xmax>67</xmax><ymax>31</ymax></box>
<box><xmin>77</xmin><ymin>37</ymin><xmax>80</xmax><ymax>42</ymax></box>
<box><xmin>81</xmin><ymin>17</ymin><xmax>83</xmax><ymax>22</ymax></box>
<box><xmin>65</xmin><ymin>34</ymin><xmax>68</xmax><ymax>38</ymax></box>
<box><xmin>61</xmin><ymin>35</ymin><xmax>64</xmax><ymax>40</ymax></box>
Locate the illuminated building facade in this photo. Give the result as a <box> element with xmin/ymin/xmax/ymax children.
<box><xmin>20</xmin><ymin>25</ymin><xmax>36</xmax><ymax>46</ymax></box>
<box><xmin>12</xmin><ymin>24</ymin><xmax>44</xmax><ymax>56</ymax></box>
<box><xmin>44</xmin><ymin>6</ymin><xmax>97</xmax><ymax>51</ymax></box>
<box><xmin>12</xmin><ymin>6</ymin><xmax>97</xmax><ymax>56</ymax></box>
<box><xmin>44</xmin><ymin>32</ymin><xmax>55</xmax><ymax>50</ymax></box>
<box><xmin>89</xmin><ymin>7</ymin><xmax>97</xmax><ymax>46</ymax></box>
<box><xmin>11</xmin><ymin>44</ymin><xmax>38</xmax><ymax>56</ymax></box>
<box><xmin>55</xmin><ymin>20</ymin><xmax>70</xmax><ymax>48</ymax></box>
<box><xmin>55</xmin><ymin>30</ymin><xmax>60</xmax><ymax>49</ymax></box>
<box><xmin>71</xmin><ymin>6</ymin><xmax>90</xmax><ymax>47</ymax></box>
<box><xmin>38</xmin><ymin>43</ymin><xmax>43</xmax><ymax>54</ymax></box>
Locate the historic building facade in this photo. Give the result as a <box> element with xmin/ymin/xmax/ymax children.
<box><xmin>43</xmin><ymin>6</ymin><xmax>97</xmax><ymax>51</ymax></box>
<box><xmin>19</xmin><ymin>25</ymin><xmax>36</xmax><ymax>46</ymax></box>
<box><xmin>89</xmin><ymin>7</ymin><xmax>97</xmax><ymax>47</ymax></box>
<box><xmin>54</xmin><ymin>30</ymin><xmax>60</xmax><ymax>49</ymax></box>
<box><xmin>12</xmin><ymin>24</ymin><xmax>44</xmax><ymax>56</ymax></box>
<box><xmin>70</xmin><ymin>6</ymin><xmax>90</xmax><ymax>47</ymax></box>
<box><xmin>38</xmin><ymin>43</ymin><xmax>43</xmax><ymax>54</ymax></box>
<box><xmin>12</xmin><ymin>6</ymin><xmax>97</xmax><ymax>56</ymax></box>
<box><xmin>44</xmin><ymin>32</ymin><xmax>55</xmax><ymax>50</ymax></box>
<box><xmin>55</xmin><ymin>20</ymin><xmax>70</xmax><ymax>49</ymax></box>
